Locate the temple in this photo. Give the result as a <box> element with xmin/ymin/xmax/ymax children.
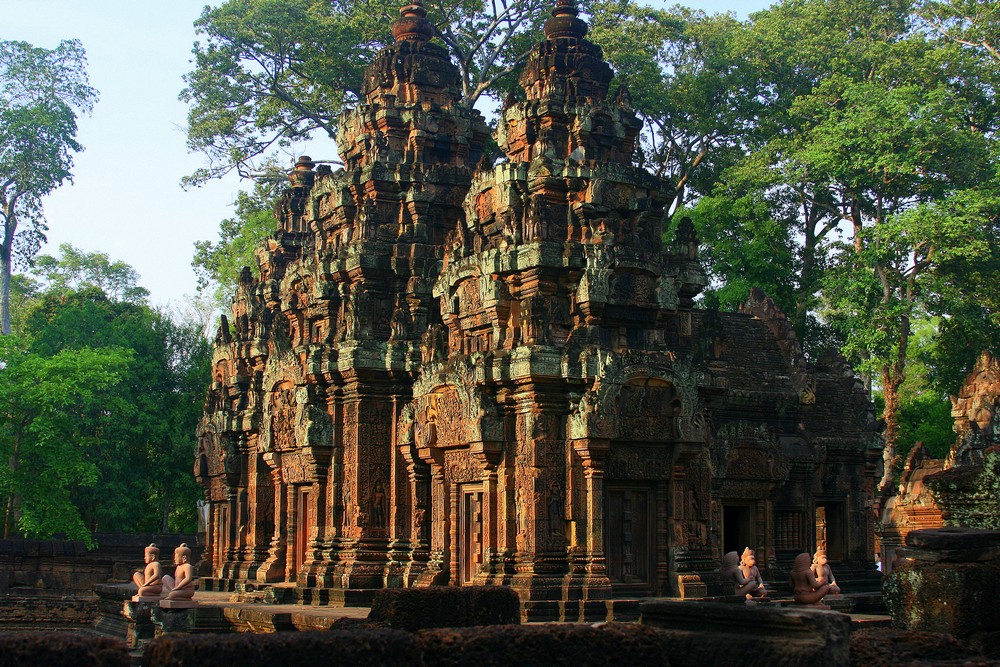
<box><xmin>195</xmin><ymin>0</ymin><xmax>881</xmax><ymax>614</ymax></box>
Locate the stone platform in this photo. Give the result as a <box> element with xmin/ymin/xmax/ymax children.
<box><xmin>640</xmin><ymin>599</ymin><xmax>853</xmax><ymax>667</ymax></box>
<box><xmin>94</xmin><ymin>585</ymin><xmax>369</xmax><ymax>640</ymax></box>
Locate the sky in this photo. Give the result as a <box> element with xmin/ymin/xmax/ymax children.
<box><xmin>6</xmin><ymin>0</ymin><xmax>772</xmax><ymax>312</ymax></box>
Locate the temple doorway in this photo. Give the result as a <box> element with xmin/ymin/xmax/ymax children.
<box><xmin>722</xmin><ymin>504</ymin><xmax>753</xmax><ymax>555</ymax></box>
<box><xmin>294</xmin><ymin>488</ymin><xmax>311</xmax><ymax>579</ymax></box>
<box><xmin>815</xmin><ymin>501</ymin><xmax>845</xmax><ymax>561</ymax></box>
<box><xmin>458</xmin><ymin>484</ymin><xmax>484</xmax><ymax>585</ymax></box>
<box><xmin>214</xmin><ymin>506</ymin><xmax>229</xmax><ymax>571</ymax></box>
<box><xmin>604</xmin><ymin>483</ymin><xmax>655</xmax><ymax>593</ymax></box>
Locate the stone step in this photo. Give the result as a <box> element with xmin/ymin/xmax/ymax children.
<box><xmin>230</xmin><ymin>582</ymin><xmax>296</xmax><ymax>604</ymax></box>
<box><xmin>295</xmin><ymin>586</ymin><xmax>377</xmax><ymax>607</ymax></box>
<box><xmin>519</xmin><ymin>598</ymin><xmax>640</xmax><ymax>623</ymax></box>
<box><xmin>200</xmin><ymin>577</ymin><xmax>236</xmax><ymax>592</ymax></box>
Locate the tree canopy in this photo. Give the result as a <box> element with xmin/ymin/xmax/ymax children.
<box><xmin>1</xmin><ymin>247</ymin><xmax>211</xmax><ymax>543</ymax></box>
<box><xmin>0</xmin><ymin>39</ymin><xmax>97</xmax><ymax>334</ymax></box>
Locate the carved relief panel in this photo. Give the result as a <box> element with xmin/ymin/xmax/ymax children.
<box><xmin>617</xmin><ymin>379</ymin><xmax>680</xmax><ymax>442</ymax></box>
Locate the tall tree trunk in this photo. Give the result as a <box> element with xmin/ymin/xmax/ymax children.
<box><xmin>795</xmin><ymin>223</ymin><xmax>818</xmax><ymax>338</ymax></box>
<box><xmin>878</xmin><ymin>306</ymin><xmax>911</xmax><ymax>492</ymax></box>
<box><xmin>0</xmin><ymin>205</ymin><xmax>14</xmax><ymax>335</ymax></box>
<box><xmin>879</xmin><ymin>366</ymin><xmax>903</xmax><ymax>492</ymax></box>
<box><xmin>0</xmin><ymin>242</ymin><xmax>11</xmax><ymax>335</ymax></box>
<box><xmin>3</xmin><ymin>433</ymin><xmax>21</xmax><ymax>538</ymax></box>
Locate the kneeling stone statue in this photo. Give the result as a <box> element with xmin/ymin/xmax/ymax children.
<box><xmin>132</xmin><ymin>543</ymin><xmax>163</xmax><ymax>601</ymax></box>
<box><xmin>160</xmin><ymin>543</ymin><xmax>197</xmax><ymax>608</ymax></box>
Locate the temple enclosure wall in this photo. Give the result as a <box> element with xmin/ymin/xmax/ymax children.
<box><xmin>0</xmin><ymin>534</ymin><xmax>199</xmax><ymax>593</ymax></box>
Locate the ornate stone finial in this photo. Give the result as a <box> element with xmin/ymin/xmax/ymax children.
<box><xmin>289</xmin><ymin>155</ymin><xmax>316</xmax><ymax>189</ymax></box>
<box><xmin>544</xmin><ymin>0</ymin><xmax>588</xmax><ymax>39</ymax></box>
<box><xmin>392</xmin><ymin>0</ymin><xmax>434</xmax><ymax>42</ymax></box>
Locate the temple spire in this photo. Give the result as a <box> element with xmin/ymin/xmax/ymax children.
<box><xmin>391</xmin><ymin>0</ymin><xmax>434</xmax><ymax>42</ymax></box>
<box><xmin>543</xmin><ymin>0</ymin><xmax>588</xmax><ymax>39</ymax></box>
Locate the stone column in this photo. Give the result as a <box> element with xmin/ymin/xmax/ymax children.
<box><xmin>570</xmin><ymin>436</ymin><xmax>612</xmax><ymax>600</ymax></box>
<box><xmin>257</xmin><ymin>452</ymin><xmax>287</xmax><ymax>582</ymax></box>
<box><xmin>416</xmin><ymin>458</ymin><xmax>448</xmax><ymax>586</ymax></box>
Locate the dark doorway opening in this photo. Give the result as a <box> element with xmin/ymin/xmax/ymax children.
<box><xmin>294</xmin><ymin>489</ymin><xmax>311</xmax><ymax>579</ymax></box>
<box><xmin>723</xmin><ymin>504</ymin><xmax>753</xmax><ymax>555</ymax></box>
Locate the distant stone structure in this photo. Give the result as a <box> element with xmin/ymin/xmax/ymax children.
<box><xmin>195</xmin><ymin>0</ymin><xmax>880</xmax><ymax>613</ymax></box>
<box><xmin>879</xmin><ymin>351</ymin><xmax>1000</xmax><ymax>571</ymax></box>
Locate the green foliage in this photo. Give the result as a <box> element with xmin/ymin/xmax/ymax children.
<box><xmin>897</xmin><ymin>393</ymin><xmax>954</xmax><ymax>459</ymax></box>
<box><xmin>192</xmin><ymin>178</ymin><xmax>282</xmax><ymax>308</ymax></box>
<box><xmin>21</xmin><ymin>287</ymin><xmax>211</xmax><ymax>534</ymax></box>
<box><xmin>0</xmin><ymin>39</ymin><xmax>98</xmax><ymax>334</ymax></box>
<box><xmin>1</xmin><ymin>246</ymin><xmax>212</xmax><ymax>541</ymax></box>
<box><xmin>675</xmin><ymin>0</ymin><xmax>1000</xmax><ymax>479</ymax></box>
<box><xmin>0</xmin><ymin>335</ymin><xmax>129</xmax><ymax>545</ymax></box>
<box><xmin>681</xmin><ymin>194</ymin><xmax>797</xmax><ymax>315</ymax></box>
<box><xmin>919</xmin><ymin>0</ymin><xmax>1000</xmax><ymax>65</ymax></box>
<box><xmin>181</xmin><ymin>0</ymin><xmax>552</xmax><ymax>184</ymax></box>
<box><xmin>32</xmin><ymin>243</ymin><xmax>150</xmax><ymax>303</ymax></box>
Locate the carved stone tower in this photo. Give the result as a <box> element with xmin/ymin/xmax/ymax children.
<box><xmin>399</xmin><ymin>0</ymin><xmax>716</xmax><ymax>609</ymax></box>
<box><xmin>197</xmin><ymin>0</ymin><xmax>488</xmax><ymax>602</ymax></box>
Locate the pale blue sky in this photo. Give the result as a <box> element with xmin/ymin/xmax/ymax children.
<box><xmin>6</xmin><ymin>0</ymin><xmax>771</xmax><ymax>309</ymax></box>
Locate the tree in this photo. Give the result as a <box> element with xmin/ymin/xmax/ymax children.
<box><xmin>0</xmin><ymin>39</ymin><xmax>98</xmax><ymax>334</ymax></box>
<box><xmin>181</xmin><ymin>0</ymin><xmax>553</xmax><ymax>185</ymax></box>
<box><xmin>22</xmin><ymin>286</ymin><xmax>211</xmax><ymax>534</ymax></box>
<box><xmin>686</xmin><ymin>0</ymin><xmax>997</xmax><ymax>490</ymax></box>
<box><xmin>0</xmin><ymin>334</ymin><xmax>129</xmax><ymax>544</ymax></box>
<box><xmin>32</xmin><ymin>243</ymin><xmax>149</xmax><ymax>303</ymax></box>
<box><xmin>192</xmin><ymin>177</ymin><xmax>282</xmax><ymax>308</ymax></box>
<box><xmin>920</xmin><ymin>0</ymin><xmax>1000</xmax><ymax>63</ymax></box>
<box><xmin>588</xmin><ymin>2</ymin><xmax>760</xmax><ymax>218</ymax></box>
<box><xmin>681</xmin><ymin>193</ymin><xmax>798</xmax><ymax>316</ymax></box>
<box><xmin>1</xmin><ymin>246</ymin><xmax>213</xmax><ymax>539</ymax></box>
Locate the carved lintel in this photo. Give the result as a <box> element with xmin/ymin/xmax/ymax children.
<box><xmin>572</xmin><ymin>437</ymin><xmax>610</xmax><ymax>467</ymax></box>
<box><xmin>471</xmin><ymin>440</ymin><xmax>504</xmax><ymax>469</ymax></box>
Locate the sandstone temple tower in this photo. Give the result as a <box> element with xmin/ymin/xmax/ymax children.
<box><xmin>197</xmin><ymin>0</ymin><xmax>882</xmax><ymax>617</ymax></box>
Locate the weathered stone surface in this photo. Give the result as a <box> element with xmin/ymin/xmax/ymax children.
<box><xmin>0</xmin><ymin>632</ymin><xmax>128</xmax><ymax>667</ymax></box>
<box><xmin>879</xmin><ymin>353</ymin><xmax>1000</xmax><ymax>572</ymax></box>
<box><xmin>195</xmin><ymin>0</ymin><xmax>880</xmax><ymax>609</ymax></box>
<box><xmin>417</xmin><ymin>624</ymin><xmax>673</xmax><ymax>667</ymax></box>
<box><xmin>949</xmin><ymin>351</ymin><xmax>999</xmax><ymax>467</ymax></box>
<box><xmin>883</xmin><ymin>556</ymin><xmax>1000</xmax><ymax>638</ymax></box>
<box><xmin>143</xmin><ymin>629</ymin><xmax>422</xmax><ymax>667</ymax></box>
<box><xmin>879</xmin><ymin>444</ymin><xmax>946</xmax><ymax>574</ymax></box>
<box><xmin>151</xmin><ymin>606</ymin><xmax>197</xmax><ymax>634</ymax></box>
<box><xmin>367</xmin><ymin>586</ymin><xmax>520</xmax><ymax>630</ymax></box>
<box><xmin>0</xmin><ymin>591</ymin><xmax>97</xmax><ymax>629</ymax></box>
<box><xmin>639</xmin><ymin>600</ymin><xmax>851</xmax><ymax>667</ymax></box>
<box><xmin>926</xmin><ymin>447</ymin><xmax>1000</xmax><ymax>530</ymax></box>
<box><xmin>0</xmin><ymin>534</ymin><xmax>198</xmax><ymax>594</ymax></box>
<box><xmin>849</xmin><ymin>628</ymin><xmax>995</xmax><ymax>666</ymax></box>
<box><xmin>904</xmin><ymin>526</ymin><xmax>1000</xmax><ymax>556</ymax></box>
